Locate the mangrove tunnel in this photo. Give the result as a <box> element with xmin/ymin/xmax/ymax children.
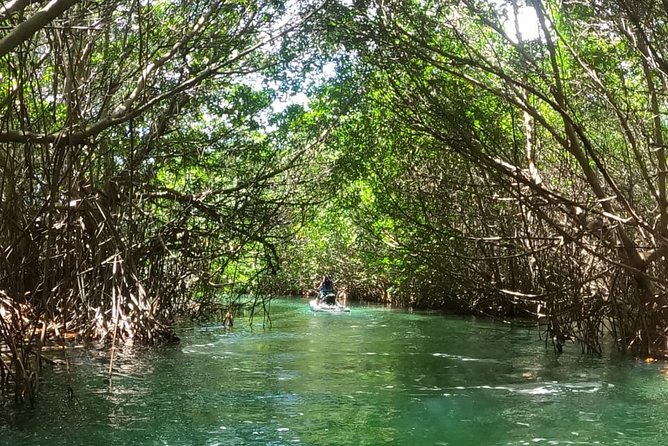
<box><xmin>2</xmin><ymin>0</ymin><xmax>668</xmax><ymax>406</ymax></box>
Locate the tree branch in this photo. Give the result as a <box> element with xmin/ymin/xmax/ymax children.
<box><xmin>0</xmin><ymin>0</ymin><xmax>79</xmax><ymax>58</ymax></box>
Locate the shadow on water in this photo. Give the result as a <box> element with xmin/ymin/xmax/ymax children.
<box><xmin>2</xmin><ymin>297</ymin><xmax>668</xmax><ymax>445</ymax></box>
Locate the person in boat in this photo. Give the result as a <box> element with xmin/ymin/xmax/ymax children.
<box><xmin>224</xmin><ymin>309</ymin><xmax>234</xmax><ymax>328</ymax></box>
<box><xmin>317</xmin><ymin>275</ymin><xmax>336</xmax><ymax>305</ymax></box>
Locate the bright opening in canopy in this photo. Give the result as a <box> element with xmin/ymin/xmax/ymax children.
<box><xmin>498</xmin><ymin>1</ymin><xmax>541</xmax><ymax>43</ymax></box>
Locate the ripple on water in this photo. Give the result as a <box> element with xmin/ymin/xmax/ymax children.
<box><xmin>437</xmin><ymin>381</ymin><xmax>610</xmax><ymax>396</ymax></box>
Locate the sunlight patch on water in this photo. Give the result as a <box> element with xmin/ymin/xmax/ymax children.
<box><xmin>435</xmin><ymin>382</ymin><xmax>609</xmax><ymax>397</ymax></box>
<box><xmin>432</xmin><ymin>352</ymin><xmax>500</xmax><ymax>363</ymax></box>
<box><xmin>182</xmin><ymin>342</ymin><xmax>220</xmax><ymax>354</ymax></box>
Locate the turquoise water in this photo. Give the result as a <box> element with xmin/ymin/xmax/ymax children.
<box><xmin>2</xmin><ymin>298</ymin><xmax>668</xmax><ymax>445</ymax></box>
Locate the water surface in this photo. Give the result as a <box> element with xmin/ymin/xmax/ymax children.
<box><xmin>2</xmin><ymin>298</ymin><xmax>668</xmax><ymax>445</ymax></box>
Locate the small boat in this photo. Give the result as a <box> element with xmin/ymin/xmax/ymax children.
<box><xmin>309</xmin><ymin>291</ymin><xmax>350</xmax><ymax>313</ymax></box>
<box><xmin>309</xmin><ymin>299</ymin><xmax>350</xmax><ymax>312</ymax></box>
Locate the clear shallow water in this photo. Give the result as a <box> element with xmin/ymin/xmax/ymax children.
<box><xmin>2</xmin><ymin>298</ymin><xmax>668</xmax><ymax>445</ymax></box>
